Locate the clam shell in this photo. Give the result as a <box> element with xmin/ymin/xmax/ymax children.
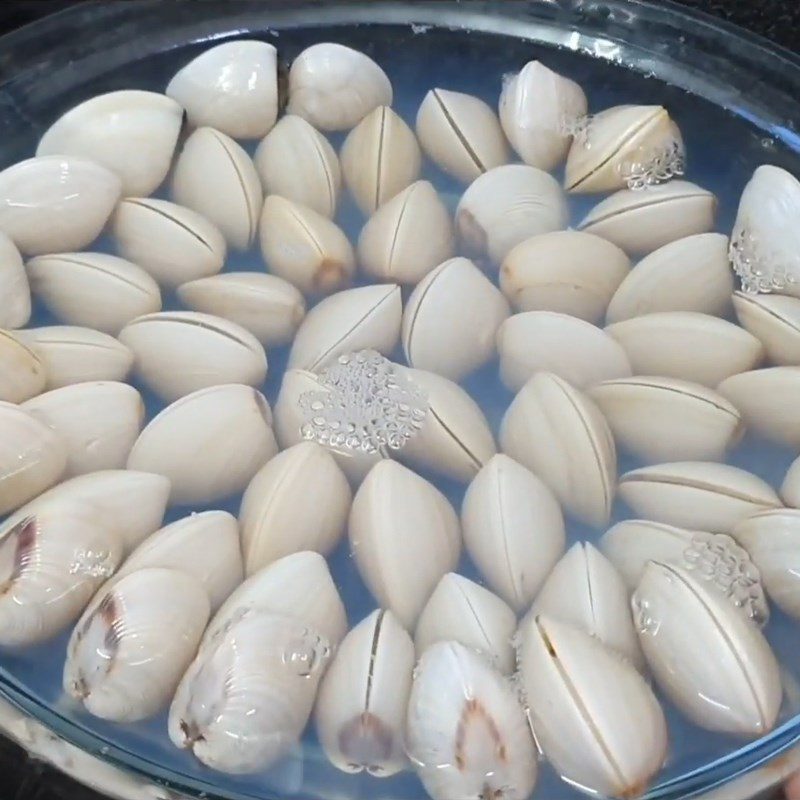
<box><xmin>0</xmin><ymin>233</ymin><xmax>30</xmax><ymax>329</ymax></box>
<box><xmin>402</xmin><ymin>257</ymin><xmax>510</xmax><ymax>380</ymax></box>
<box><xmin>497</xmin><ymin>310</ymin><xmax>632</xmax><ymax>392</ymax></box>
<box><xmin>782</xmin><ymin>455</ymin><xmax>800</xmax><ymax>508</ymax></box>
<box><xmin>315</xmin><ymin>609</ymin><xmax>414</xmax><ymax>776</ymax></box>
<box><xmin>733</xmin><ymin>291</ymin><xmax>800</xmax><ymax>366</ymax></box>
<box><xmin>500</xmin><ymin>230</ymin><xmax>630</xmax><ymax>323</ymax></box>
<box><xmin>37</xmin><ymin>90</ymin><xmax>182</xmax><ymax>197</ymax></box>
<box><xmin>500</xmin><ymin>372</ymin><xmax>617</xmax><ymax>527</ymax></box>
<box><xmin>119</xmin><ymin>311</ymin><xmax>267</xmax><ymax>402</ymax></box>
<box><xmin>0</xmin><ymin>328</ymin><xmax>45</xmax><ymax>402</ymax></box>
<box><xmin>349</xmin><ymin>461</ymin><xmax>461</xmax><ymax>628</ymax></box>
<box><xmin>127</xmin><ymin>384</ymin><xmax>278</xmax><ymax>506</ymax></box>
<box><xmin>461</xmin><ymin>454</ymin><xmax>565</xmax><ymax>612</ymax></box>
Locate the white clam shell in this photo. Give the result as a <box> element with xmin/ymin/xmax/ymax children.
<box><xmin>456</xmin><ymin>164</ymin><xmax>568</xmax><ymax>264</ymax></box>
<box><xmin>579</xmin><ymin>180</ymin><xmax>717</xmax><ymax>256</ymax></box>
<box><xmin>119</xmin><ymin>311</ymin><xmax>267</xmax><ymax>402</ymax></box>
<box><xmin>633</xmin><ymin>561</ymin><xmax>781</xmax><ymax>735</ymax></box>
<box><xmin>518</xmin><ymin>615</ymin><xmax>667</xmax><ymax>797</ymax></box>
<box><xmin>402</xmin><ymin>257</ymin><xmax>510</xmax><ymax>380</ymax></box>
<box><xmin>0</xmin><ymin>328</ymin><xmax>46</xmax><ymax>402</ymax></box>
<box><xmin>0</xmin><ymin>233</ymin><xmax>30</xmax><ymax>329</ymax></box>
<box><xmin>415</xmin><ymin>573</ymin><xmax>517</xmax><ymax>673</ymax></box>
<box><xmin>358</xmin><ymin>180</ymin><xmax>454</xmax><ymax>285</ymax></box>
<box><xmin>314</xmin><ymin>609</ymin><xmax>414</xmax><ymax>776</ymax></box>
<box><xmin>619</xmin><ymin>461</ymin><xmax>782</xmax><ymax>534</ymax></box>
<box><xmin>37</xmin><ymin>90</ymin><xmax>183</xmax><ymax>197</ymax></box>
<box><xmin>497</xmin><ymin>310</ymin><xmax>632</xmax><ymax>392</ymax></box>
<box><xmin>500</xmin><ymin>230</ymin><xmax>630</xmax><ymax>323</ymax></box>
<box><xmin>589</xmin><ymin>376</ymin><xmax>743</xmax><ymax>463</ymax></box>
<box><xmin>26</xmin><ymin>252</ymin><xmax>162</xmax><ymax>335</ymax></box>
<box><xmin>177</xmin><ymin>272</ymin><xmax>305</xmax><ymax>347</ymax></box>
<box><xmin>606</xmin><ymin>312</ymin><xmax>763</xmax><ymax>387</ymax></box>
<box><xmin>0</xmin><ymin>155</ymin><xmax>121</xmax><ymax>256</ymax></box>
<box><xmin>416</xmin><ymin>88</ymin><xmax>509</xmax><ymax>183</ymax></box>
<box><xmin>287</xmin><ymin>43</ymin><xmax>393</xmax><ymax>131</ymax></box>
<box><xmin>112</xmin><ymin>198</ymin><xmax>226</xmax><ymax>288</ymax></box>
<box><xmin>127</xmin><ymin>384</ymin><xmax>277</xmax><ymax>506</ymax></box>
<box><xmin>166</xmin><ymin>40</ymin><xmax>278</xmax><ymax>140</ymax></box>
<box><xmin>64</xmin><ymin>567</ymin><xmax>210</xmax><ymax>722</ymax></box>
<box><xmin>606</xmin><ymin>233</ymin><xmax>733</xmax><ymax>323</ymax></box>
<box><xmin>783</xmin><ymin>455</ymin><xmax>800</xmax><ymax>508</ymax></box>
<box><xmin>239</xmin><ymin>441</ymin><xmax>352</xmax><ymax>575</ymax></box>
<box><xmin>406</xmin><ymin>641</ymin><xmax>537</xmax><ymax>800</ymax></box>
<box><xmin>500</xmin><ymin>372</ymin><xmax>617</xmax><ymax>528</ymax></box>
<box><xmin>259</xmin><ymin>195</ymin><xmax>355</xmax><ymax>295</ymax></box>
<box><xmin>22</xmin><ymin>381</ymin><xmax>144</xmax><ymax>477</ymax></box>
<box><xmin>733</xmin><ymin>291</ymin><xmax>800</xmax><ymax>366</ymax></box>
<box><xmin>349</xmin><ymin>461</ymin><xmax>461</xmax><ymax>628</ymax></box>
<box><xmin>254</xmin><ymin>115</ymin><xmax>341</xmax><ymax>218</ymax></box>
<box><xmin>461</xmin><ymin>454</ymin><xmax>565</xmax><ymax>612</ymax></box>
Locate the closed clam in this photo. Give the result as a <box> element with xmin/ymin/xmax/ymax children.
<box><xmin>127</xmin><ymin>384</ymin><xmax>277</xmax><ymax>506</ymax></box>
<box><xmin>416</xmin><ymin>88</ymin><xmax>509</xmax><ymax>183</ymax></box>
<box><xmin>518</xmin><ymin>615</ymin><xmax>667</xmax><ymax>798</ymax></box>
<box><xmin>112</xmin><ymin>198</ymin><xmax>226</xmax><ymax>288</ymax></box>
<box><xmin>461</xmin><ymin>454</ymin><xmax>565</xmax><ymax>612</ymax></box>
<box><xmin>349</xmin><ymin>461</ymin><xmax>461</xmax><ymax>628</ymax></box>
<box><xmin>26</xmin><ymin>253</ymin><xmax>162</xmax><ymax>335</ymax></box>
<box><xmin>619</xmin><ymin>461</ymin><xmax>782</xmax><ymax>534</ymax></box>
<box><xmin>402</xmin><ymin>257</ymin><xmax>509</xmax><ymax>380</ymax></box>
<box><xmin>0</xmin><ymin>233</ymin><xmax>30</xmax><ymax>329</ymax></box>
<box><xmin>782</xmin><ymin>455</ymin><xmax>800</xmax><ymax>507</ymax></box>
<box><xmin>357</xmin><ymin>180</ymin><xmax>454</xmax><ymax>284</ymax></box>
<box><xmin>500</xmin><ymin>372</ymin><xmax>617</xmax><ymax>527</ymax></box>
<box><xmin>172</xmin><ymin>127</ymin><xmax>263</xmax><ymax>250</ymax></box>
<box><xmin>314</xmin><ymin>609</ymin><xmax>414</xmax><ymax>776</ymax></box>
<box><xmin>0</xmin><ymin>155</ymin><xmax>121</xmax><ymax>256</ymax></box>
<box><xmin>0</xmin><ymin>328</ymin><xmax>45</xmax><ymax>402</ymax></box>
<box><xmin>589</xmin><ymin>376</ymin><xmax>743</xmax><ymax>462</ymax></box>
<box><xmin>733</xmin><ymin>292</ymin><xmax>800</xmax><ymax>366</ymax></box>
<box><xmin>500</xmin><ymin>230</ymin><xmax>630</xmax><ymax>323</ymax></box>
<box><xmin>119</xmin><ymin>311</ymin><xmax>267</xmax><ymax>402</ymax></box>
<box><xmin>37</xmin><ymin>90</ymin><xmax>183</xmax><ymax>197</ymax></box>
<box><xmin>497</xmin><ymin>310</ymin><xmax>632</xmax><ymax>392</ymax></box>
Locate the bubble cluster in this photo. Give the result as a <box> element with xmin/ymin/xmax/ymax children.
<box><xmin>69</xmin><ymin>548</ymin><xmax>116</xmax><ymax>579</ymax></box>
<box><xmin>730</xmin><ymin>226</ymin><xmax>800</xmax><ymax>294</ymax></box>
<box><xmin>559</xmin><ymin>112</ymin><xmax>593</xmax><ymax>146</ymax></box>
<box><xmin>631</xmin><ymin>594</ymin><xmax>660</xmax><ymax>637</ymax></box>
<box><xmin>281</xmin><ymin>629</ymin><xmax>331</xmax><ymax>678</ymax></box>
<box><xmin>618</xmin><ymin>139</ymin><xmax>685</xmax><ymax>190</ymax></box>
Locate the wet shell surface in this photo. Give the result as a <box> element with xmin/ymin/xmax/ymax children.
<box><xmin>733</xmin><ymin>291</ymin><xmax>800</xmax><ymax>366</ymax></box>
<box><xmin>0</xmin><ymin>328</ymin><xmax>46</xmax><ymax>403</ymax></box>
<box><xmin>0</xmin><ymin>233</ymin><xmax>30</xmax><ymax>329</ymax></box>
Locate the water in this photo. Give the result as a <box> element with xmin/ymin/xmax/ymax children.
<box><xmin>0</xmin><ymin>17</ymin><xmax>799</xmax><ymax>800</ymax></box>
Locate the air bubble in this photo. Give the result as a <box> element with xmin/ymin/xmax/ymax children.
<box><xmin>281</xmin><ymin>630</ymin><xmax>331</xmax><ymax>678</ymax></box>
<box><xmin>618</xmin><ymin>138</ymin><xmax>685</xmax><ymax>190</ymax></box>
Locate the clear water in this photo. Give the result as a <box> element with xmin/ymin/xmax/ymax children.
<box><xmin>1</xmin><ymin>19</ymin><xmax>800</xmax><ymax>800</ymax></box>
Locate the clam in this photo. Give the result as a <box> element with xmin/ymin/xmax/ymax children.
<box><xmin>606</xmin><ymin>233</ymin><xmax>733</xmax><ymax>323</ymax></box>
<box><xmin>605</xmin><ymin>312</ymin><xmax>763</xmax><ymax>387</ymax></box>
<box><xmin>64</xmin><ymin>567</ymin><xmax>209</xmax><ymax>722</ymax></box>
<box><xmin>127</xmin><ymin>384</ymin><xmax>278</xmax><ymax>506</ymax></box>
<box><xmin>733</xmin><ymin>291</ymin><xmax>800</xmax><ymax>366</ymax></box>
<box><xmin>172</xmin><ymin>127</ymin><xmax>263</xmax><ymax>250</ymax></box>
<box><xmin>112</xmin><ymin>198</ymin><xmax>226</xmax><ymax>288</ymax></box>
<box><xmin>498</xmin><ymin>60</ymin><xmax>588</xmax><ymax>172</ymax></box>
<box><xmin>402</xmin><ymin>257</ymin><xmax>510</xmax><ymax>380</ymax></box>
<box><xmin>357</xmin><ymin>180</ymin><xmax>454</xmax><ymax>284</ymax></box>
<box><xmin>340</xmin><ymin>105</ymin><xmax>422</xmax><ymax>215</ymax></box>
<box><xmin>0</xmin><ymin>233</ymin><xmax>30</xmax><ymax>329</ymax></box>
<box><xmin>782</xmin><ymin>455</ymin><xmax>800</xmax><ymax>508</ymax></box>
<box><xmin>456</xmin><ymin>164</ymin><xmax>568</xmax><ymax>264</ymax></box>
<box><xmin>633</xmin><ymin>561</ymin><xmax>781</xmax><ymax>735</ymax></box>
<box><xmin>259</xmin><ymin>195</ymin><xmax>355</xmax><ymax>295</ymax></box>
<box><xmin>497</xmin><ymin>310</ymin><xmax>632</xmax><ymax>392</ymax></box>
<box><xmin>22</xmin><ymin>381</ymin><xmax>143</xmax><ymax>476</ymax></box>
<box><xmin>0</xmin><ymin>156</ymin><xmax>121</xmax><ymax>256</ymax></box>
<box><xmin>565</xmin><ymin>104</ymin><xmax>684</xmax><ymax>194</ymax></box>
<box><xmin>254</xmin><ymin>115</ymin><xmax>341</xmax><ymax>218</ymax></box>
<box><xmin>119</xmin><ymin>311</ymin><xmax>268</xmax><ymax>402</ymax></box>
<box><xmin>619</xmin><ymin>461</ymin><xmax>782</xmax><ymax>534</ymax></box>
<box><xmin>239</xmin><ymin>441</ymin><xmax>352</xmax><ymax>575</ymax></box>
<box><xmin>0</xmin><ymin>328</ymin><xmax>45</xmax><ymax>402</ymax></box>
<box><xmin>176</xmin><ymin>272</ymin><xmax>305</xmax><ymax>347</ymax></box>
<box><xmin>287</xmin><ymin>43</ymin><xmax>393</xmax><ymax>131</ymax></box>
<box><xmin>500</xmin><ymin>372</ymin><xmax>617</xmax><ymax>527</ymax></box>
<box><xmin>314</xmin><ymin>609</ymin><xmax>414</xmax><ymax>776</ymax></box>
<box><xmin>578</xmin><ymin>180</ymin><xmax>717</xmax><ymax>256</ymax></box>
<box><xmin>500</xmin><ymin>230</ymin><xmax>630</xmax><ymax>323</ymax></box>
<box><xmin>406</xmin><ymin>641</ymin><xmax>537</xmax><ymax>800</ymax></box>
<box><xmin>518</xmin><ymin>615</ymin><xmax>667</xmax><ymax>797</ymax></box>
<box><xmin>461</xmin><ymin>454</ymin><xmax>565</xmax><ymax>612</ymax></box>
<box><xmin>589</xmin><ymin>376</ymin><xmax>743</xmax><ymax>463</ymax></box>
<box><xmin>416</xmin><ymin>88</ymin><xmax>509</xmax><ymax>183</ymax></box>
<box><xmin>349</xmin><ymin>460</ymin><xmax>461</xmax><ymax>628</ymax></box>
<box><xmin>37</xmin><ymin>90</ymin><xmax>183</xmax><ymax>196</ymax></box>
<box><xmin>26</xmin><ymin>252</ymin><xmax>162</xmax><ymax>335</ymax></box>
<box><xmin>415</xmin><ymin>573</ymin><xmax>517</xmax><ymax>673</ymax></box>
